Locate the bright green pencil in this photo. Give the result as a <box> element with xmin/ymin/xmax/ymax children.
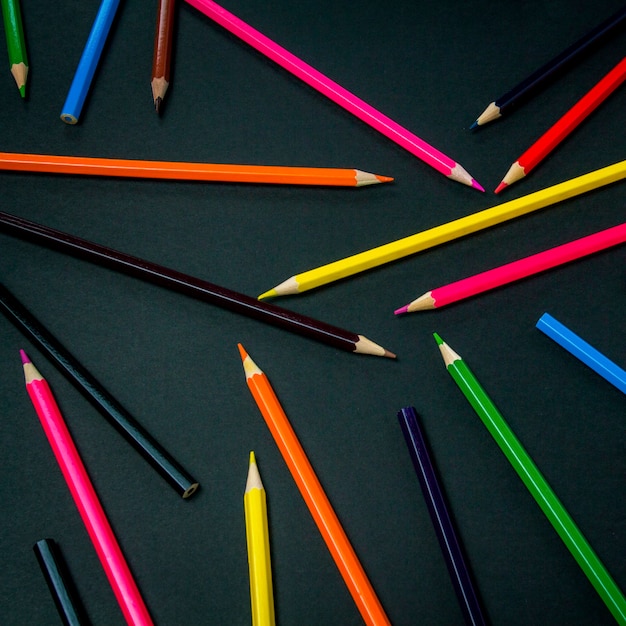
<box><xmin>434</xmin><ymin>333</ymin><xmax>626</xmax><ymax>625</ymax></box>
<box><xmin>1</xmin><ymin>0</ymin><xmax>28</xmax><ymax>97</ymax></box>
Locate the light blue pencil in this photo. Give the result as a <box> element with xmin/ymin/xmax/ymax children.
<box><xmin>537</xmin><ymin>312</ymin><xmax>626</xmax><ymax>395</ymax></box>
<box><xmin>60</xmin><ymin>0</ymin><xmax>122</xmax><ymax>124</ymax></box>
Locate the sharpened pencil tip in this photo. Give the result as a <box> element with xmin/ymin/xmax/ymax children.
<box><xmin>237</xmin><ymin>343</ymin><xmax>248</xmax><ymax>361</ymax></box>
<box><xmin>249</xmin><ymin>450</ymin><xmax>256</xmax><ymax>465</ymax></box>
<box><xmin>469</xmin><ymin>120</ymin><xmax>479</xmax><ymax>130</ymax></box>
<box><xmin>433</xmin><ymin>333</ymin><xmax>444</xmax><ymax>346</ymax></box>
<box><xmin>154</xmin><ymin>97</ymin><xmax>162</xmax><ymax>114</ymax></box>
<box><xmin>257</xmin><ymin>289</ymin><xmax>277</xmax><ymax>301</ymax></box>
<box><xmin>394</xmin><ymin>305</ymin><xmax>409</xmax><ymax>316</ymax></box>
<box><xmin>20</xmin><ymin>349</ymin><xmax>30</xmax><ymax>364</ymax></box>
<box><xmin>494</xmin><ymin>181</ymin><xmax>507</xmax><ymax>194</ymax></box>
<box><xmin>472</xmin><ymin>179</ymin><xmax>485</xmax><ymax>192</ymax></box>
<box><xmin>376</xmin><ymin>175</ymin><xmax>394</xmax><ymax>183</ymax></box>
<box><xmin>384</xmin><ymin>349</ymin><xmax>397</xmax><ymax>359</ymax></box>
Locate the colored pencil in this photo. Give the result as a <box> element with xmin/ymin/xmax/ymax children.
<box><xmin>258</xmin><ymin>159</ymin><xmax>626</xmax><ymax>299</ymax></box>
<box><xmin>0</xmin><ymin>281</ymin><xmax>199</xmax><ymax>498</ymax></box>
<box><xmin>433</xmin><ymin>333</ymin><xmax>626</xmax><ymax>624</ymax></box>
<box><xmin>0</xmin><ymin>0</ymin><xmax>28</xmax><ymax>97</ymax></box>
<box><xmin>0</xmin><ymin>150</ymin><xmax>393</xmax><ymax>186</ymax></box>
<box><xmin>238</xmin><ymin>344</ymin><xmax>391</xmax><ymax>626</ymax></box>
<box><xmin>151</xmin><ymin>0</ymin><xmax>176</xmax><ymax>113</ymax></box>
<box><xmin>471</xmin><ymin>6</ymin><xmax>626</xmax><ymax>128</ymax></box>
<box><xmin>0</xmin><ymin>211</ymin><xmax>394</xmax><ymax>358</ymax></box>
<box><xmin>395</xmin><ymin>222</ymin><xmax>626</xmax><ymax>314</ymax></box>
<box><xmin>183</xmin><ymin>0</ymin><xmax>483</xmax><ymax>191</ymax></box>
<box><xmin>60</xmin><ymin>0</ymin><xmax>122</xmax><ymax>124</ymax></box>
<box><xmin>496</xmin><ymin>57</ymin><xmax>626</xmax><ymax>193</ymax></box>
<box><xmin>21</xmin><ymin>351</ymin><xmax>154</xmax><ymax>626</ymax></box>
<box><xmin>536</xmin><ymin>312</ymin><xmax>626</xmax><ymax>395</ymax></box>
<box><xmin>244</xmin><ymin>451</ymin><xmax>275</xmax><ymax>626</ymax></box>
<box><xmin>33</xmin><ymin>538</ymin><xmax>91</xmax><ymax>626</ymax></box>
<box><xmin>397</xmin><ymin>406</ymin><xmax>487</xmax><ymax>626</ymax></box>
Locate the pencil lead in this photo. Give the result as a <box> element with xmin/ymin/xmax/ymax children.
<box><xmin>469</xmin><ymin>120</ymin><xmax>479</xmax><ymax>130</ymax></box>
<box><xmin>433</xmin><ymin>333</ymin><xmax>444</xmax><ymax>346</ymax></box>
<box><xmin>237</xmin><ymin>343</ymin><xmax>248</xmax><ymax>361</ymax></box>
<box><xmin>154</xmin><ymin>97</ymin><xmax>162</xmax><ymax>115</ymax></box>
<box><xmin>394</xmin><ymin>305</ymin><xmax>409</xmax><ymax>316</ymax></box>
<box><xmin>249</xmin><ymin>450</ymin><xmax>256</xmax><ymax>465</ymax></box>
<box><xmin>494</xmin><ymin>181</ymin><xmax>507</xmax><ymax>194</ymax></box>
<box><xmin>257</xmin><ymin>289</ymin><xmax>277</xmax><ymax>301</ymax></box>
<box><xmin>472</xmin><ymin>179</ymin><xmax>485</xmax><ymax>192</ymax></box>
<box><xmin>20</xmin><ymin>349</ymin><xmax>30</xmax><ymax>364</ymax></box>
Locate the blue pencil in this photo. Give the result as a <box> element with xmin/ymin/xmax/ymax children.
<box><xmin>60</xmin><ymin>0</ymin><xmax>122</xmax><ymax>124</ymax></box>
<box><xmin>537</xmin><ymin>312</ymin><xmax>626</xmax><ymax>395</ymax></box>
<box><xmin>398</xmin><ymin>406</ymin><xmax>487</xmax><ymax>626</ymax></box>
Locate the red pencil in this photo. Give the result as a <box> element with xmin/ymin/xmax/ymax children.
<box><xmin>496</xmin><ymin>56</ymin><xmax>626</xmax><ymax>193</ymax></box>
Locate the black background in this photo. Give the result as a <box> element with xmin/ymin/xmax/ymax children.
<box><xmin>1</xmin><ymin>0</ymin><xmax>625</xmax><ymax>624</ymax></box>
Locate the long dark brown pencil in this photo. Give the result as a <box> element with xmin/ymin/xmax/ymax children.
<box><xmin>0</xmin><ymin>281</ymin><xmax>199</xmax><ymax>499</ymax></box>
<box><xmin>0</xmin><ymin>212</ymin><xmax>394</xmax><ymax>358</ymax></box>
<box><xmin>151</xmin><ymin>0</ymin><xmax>176</xmax><ymax>113</ymax></box>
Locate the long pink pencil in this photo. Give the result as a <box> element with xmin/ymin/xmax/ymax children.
<box><xmin>395</xmin><ymin>222</ymin><xmax>626</xmax><ymax>313</ymax></box>
<box><xmin>183</xmin><ymin>0</ymin><xmax>483</xmax><ymax>191</ymax></box>
<box><xmin>21</xmin><ymin>350</ymin><xmax>153</xmax><ymax>626</ymax></box>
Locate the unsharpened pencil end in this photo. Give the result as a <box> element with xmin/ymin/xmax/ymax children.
<box><xmin>20</xmin><ymin>349</ymin><xmax>30</xmax><ymax>364</ymax></box>
<box><xmin>394</xmin><ymin>305</ymin><xmax>409</xmax><ymax>316</ymax></box>
<box><xmin>494</xmin><ymin>181</ymin><xmax>508</xmax><ymax>194</ymax></box>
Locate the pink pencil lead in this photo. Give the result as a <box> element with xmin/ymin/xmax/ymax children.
<box><xmin>394</xmin><ymin>305</ymin><xmax>409</xmax><ymax>316</ymax></box>
<box><xmin>472</xmin><ymin>179</ymin><xmax>485</xmax><ymax>192</ymax></box>
<box><xmin>20</xmin><ymin>349</ymin><xmax>31</xmax><ymax>364</ymax></box>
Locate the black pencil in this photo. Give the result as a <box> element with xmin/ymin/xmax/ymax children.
<box><xmin>0</xmin><ymin>281</ymin><xmax>199</xmax><ymax>499</ymax></box>
<box><xmin>33</xmin><ymin>538</ymin><xmax>91</xmax><ymax>626</ymax></box>
<box><xmin>0</xmin><ymin>212</ymin><xmax>394</xmax><ymax>358</ymax></box>
<box><xmin>471</xmin><ymin>6</ymin><xmax>626</xmax><ymax>128</ymax></box>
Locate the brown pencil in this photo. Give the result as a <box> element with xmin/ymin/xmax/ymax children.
<box><xmin>151</xmin><ymin>0</ymin><xmax>176</xmax><ymax>113</ymax></box>
<box><xmin>0</xmin><ymin>211</ymin><xmax>395</xmax><ymax>358</ymax></box>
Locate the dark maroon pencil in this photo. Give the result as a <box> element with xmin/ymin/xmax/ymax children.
<box><xmin>398</xmin><ymin>406</ymin><xmax>487</xmax><ymax>626</ymax></box>
<box><xmin>0</xmin><ymin>211</ymin><xmax>394</xmax><ymax>358</ymax></box>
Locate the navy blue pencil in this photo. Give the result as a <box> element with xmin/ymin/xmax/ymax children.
<box><xmin>60</xmin><ymin>0</ymin><xmax>122</xmax><ymax>124</ymax></box>
<box><xmin>398</xmin><ymin>406</ymin><xmax>488</xmax><ymax>626</ymax></box>
<box><xmin>471</xmin><ymin>6</ymin><xmax>626</xmax><ymax>128</ymax></box>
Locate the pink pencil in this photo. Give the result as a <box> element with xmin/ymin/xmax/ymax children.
<box><xmin>183</xmin><ymin>0</ymin><xmax>483</xmax><ymax>191</ymax></box>
<box><xmin>395</xmin><ymin>222</ymin><xmax>626</xmax><ymax>313</ymax></box>
<box><xmin>21</xmin><ymin>351</ymin><xmax>153</xmax><ymax>626</ymax></box>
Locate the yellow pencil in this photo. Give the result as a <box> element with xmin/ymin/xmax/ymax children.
<box><xmin>258</xmin><ymin>160</ymin><xmax>626</xmax><ymax>299</ymax></box>
<box><xmin>244</xmin><ymin>451</ymin><xmax>275</xmax><ymax>626</ymax></box>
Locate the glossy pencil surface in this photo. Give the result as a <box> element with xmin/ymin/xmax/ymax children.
<box><xmin>151</xmin><ymin>0</ymin><xmax>176</xmax><ymax>112</ymax></box>
<box><xmin>0</xmin><ymin>0</ymin><xmax>28</xmax><ymax>96</ymax></box>
<box><xmin>0</xmin><ymin>212</ymin><xmax>393</xmax><ymax>358</ymax></box>
<box><xmin>238</xmin><ymin>345</ymin><xmax>391</xmax><ymax>626</ymax></box>
<box><xmin>60</xmin><ymin>0</ymin><xmax>122</xmax><ymax>124</ymax></box>
<box><xmin>396</xmin><ymin>222</ymin><xmax>626</xmax><ymax>313</ymax></box>
<box><xmin>434</xmin><ymin>334</ymin><xmax>626</xmax><ymax>624</ymax></box>
<box><xmin>22</xmin><ymin>352</ymin><xmax>154</xmax><ymax>626</ymax></box>
<box><xmin>398</xmin><ymin>406</ymin><xmax>487</xmax><ymax>626</ymax></box>
<box><xmin>496</xmin><ymin>57</ymin><xmax>626</xmax><ymax>192</ymax></box>
<box><xmin>33</xmin><ymin>538</ymin><xmax>91</xmax><ymax>626</ymax></box>
<box><xmin>244</xmin><ymin>452</ymin><xmax>275</xmax><ymax>626</ymax></box>
<box><xmin>183</xmin><ymin>0</ymin><xmax>483</xmax><ymax>190</ymax></box>
<box><xmin>471</xmin><ymin>6</ymin><xmax>626</xmax><ymax>127</ymax></box>
<box><xmin>258</xmin><ymin>160</ymin><xmax>626</xmax><ymax>299</ymax></box>
<box><xmin>0</xmin><ymin>151</ymin><xmax>393</xmax><ymax>186</ymax></box>
<box><xmin>536</xmin><ymin>312</ymin><xmax>626</xmax><ymax>395</ymax></box>
<box><xmin>0</xmin><ymin>281</ymin><xmax>199</xmax><ymax>498</ymax></box>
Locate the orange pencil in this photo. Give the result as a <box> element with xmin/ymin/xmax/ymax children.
<box><xmin>0</xmin><ymin>151</ymin><xmax>393</xmax><ymax>187</ymax></box>
<box><xmin>496</xmin><ymin>57</ymin><xmax>626</xmax><ymax>193</ymax></box>
<box><xmin>238</xmin><ymin>344</ymin><xmax>391</xmax><ymax>626</ymax></box>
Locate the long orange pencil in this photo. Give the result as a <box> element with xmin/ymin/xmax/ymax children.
<box><xmin>496</xmin><ymin>57</ymin><xmax>626</xmax><ymax>193</ymax></box>
<box><xmin>0</xmin><ymin>151</ymin><xmax>392</xmax><ymax>187</ymax></box>
<box><xmin>151</xmin><ymin>0</ymin><xmax>176</xmax><ymax>113</ymax></box>
<box><xmin>237</xmin><ymin>344</ymin><xmax>391</xmax><ymax>626</ymax></box>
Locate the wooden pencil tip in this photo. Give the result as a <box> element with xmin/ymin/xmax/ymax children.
<box><xmin>20</xmin><ymin>349</ymin><xmax>30</xmax><ymax>364</ymax></box>
<box><xmin>494</xmin><ymin>181</ymin><xmax>507</xmax><ymax>194</ymax></box>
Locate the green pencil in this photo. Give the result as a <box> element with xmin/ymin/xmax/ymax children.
<box><xmin>434</xmin><ymin>333</ymin><xmax>626</xmax><ymax>625</ymax></box>
<box><xmin>1</xmin><ymin>0</ymin><xmax>28</xmax><ymax>97</ymax></box>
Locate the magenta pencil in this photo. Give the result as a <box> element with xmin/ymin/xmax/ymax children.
<box><xmin>183</xmin><ymin>0</ymin><xmax>483</xmax><ymax>191</ymax></box>
<box><xmin>395</xmin><ymin>222</ymin><xmax>626</xmax><ymax>313</ymax></box>
<box><xmin>21</xmin><ymin>351</ymin><xmax>153</xmax><ymax>626</ymax></box>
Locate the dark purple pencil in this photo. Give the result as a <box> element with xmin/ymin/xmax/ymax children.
<box><xmin>398</xmin><ymin>406</ymin><xmax>488</xmax><ymax>626</ymax></box>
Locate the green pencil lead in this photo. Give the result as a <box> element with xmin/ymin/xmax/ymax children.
<box><xmin>433</xmin><ymin>332</ymin><xmax>444</xmax><ymax>346</ymax></box>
